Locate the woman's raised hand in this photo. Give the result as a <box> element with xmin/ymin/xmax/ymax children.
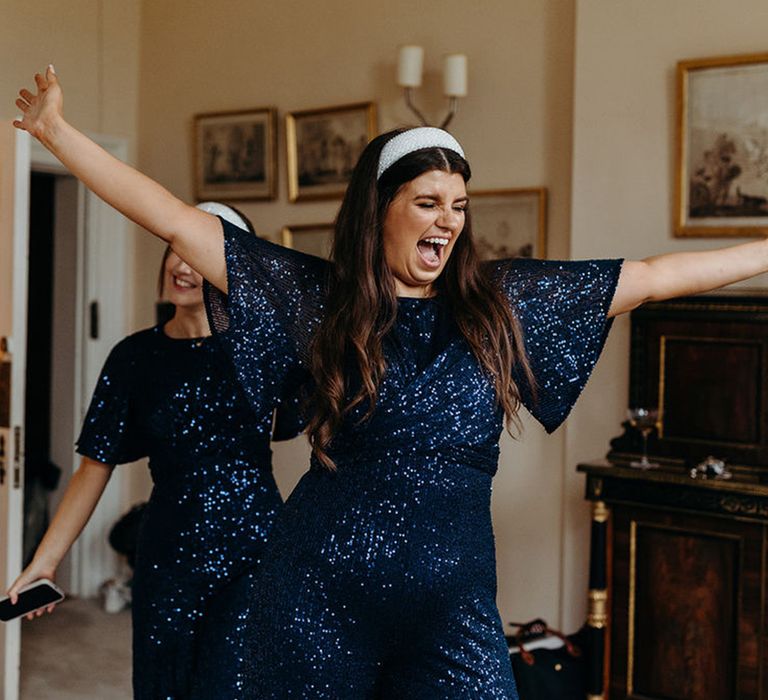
<box><xmin>11</xmin><ymin>65</ymin><xmax>227</xmax><ymax>290</ymax></box>
<box><xmin>13</xmin><ymin>65</ymin><xmax>63</xmax><ymax>142</ymax></box>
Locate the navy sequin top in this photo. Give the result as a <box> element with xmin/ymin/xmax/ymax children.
<box><xmin>204</xmin><ymin>218</ymin><xmax>622</xmax><ymax>698</ymax></box>
<box><xmin>76</xmin><ymin>325</ymin><xmax>285</xmax><ymax>699</ymax></box>
<box><xmin>206</xmin><ymin>218</ymin><xmax>621</xmax><ymax>442</ymax></box>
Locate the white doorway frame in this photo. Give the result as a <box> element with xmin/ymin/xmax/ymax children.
<box><xmin>0</xmin><ymin>126</ymin><xmax>30</xmax><ymax>700</ymax></box>
<box><xmin>29</xmin><ymin>136</ymin><xmax>131</xmax><ymax>597</ymax></box>
<box><xmin>0</xmin><ymin>130</ymin><xmax>130</xmax><ymax>700</ymax></box>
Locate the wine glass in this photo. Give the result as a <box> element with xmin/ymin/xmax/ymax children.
<box><xmin>627</xmin><ymin>407</ymin><xmax>659</xmax><ymax>469</ymax></box>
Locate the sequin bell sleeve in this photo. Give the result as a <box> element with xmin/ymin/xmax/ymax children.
<box><xmin>204</xmin><ymin>217</ymin><xmax>330</xmax><ymax>417</ymax></box>
<box><xmin>490</xmin><ymin>257</ymin><xmax>623</xmax><ymax>433</ymax></box>
<box><xmin>75</xmin><ymin>339</ymin><xmax>147</xmax><ymax>465</ymax></box>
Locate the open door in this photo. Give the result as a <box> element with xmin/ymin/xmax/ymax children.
<box><xmin>0</xmin><ymin>127</ymin><xmax>30</xmax><ymax>700</ymax></box>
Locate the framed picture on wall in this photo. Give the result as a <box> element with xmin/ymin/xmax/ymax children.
<box><xmin>675</xmin><ymin>52</ymin><xmax>768</xmax><ymax>237</ymax></box>
<box><xmin>281</xmin><ymin>224</ymin><xmax>334</xmax><ymax>260</ymax></box>
<box><xmin>193</xmin><ymin>107</ymin><xmax>277</xmax><ymax>201</ymax></box>
<box><xmin>286</xmin><ymin>102</ymin><xmax>377</xmax><ymax>202</ymax></box>
<box><xmin>469</xmin><ymin>188</ymin><xmax>547</xmax><ymax>260</ymax></box>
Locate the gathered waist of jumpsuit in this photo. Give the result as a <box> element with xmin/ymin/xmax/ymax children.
<box><xmin>148</xmin><ymin>442</ymin><xmax>274</xmax><ymax>488</ymax></box>
<box><xmin>313</xmin><ymin>442</ymin><xmax>501</xmax><ymax>476</ymax></box>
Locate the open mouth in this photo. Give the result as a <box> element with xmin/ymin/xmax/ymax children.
<box><xmin>416</xmin><ymin>236</ymin><xmax>449</xmax><ymax>268</ymax></box>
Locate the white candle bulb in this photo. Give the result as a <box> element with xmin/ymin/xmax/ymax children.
<box><xmin>443</xmin><ymin>54</ymin><xmax>468</xmax><ymax>97</ymax></box>
<box><xmin>398</xmin><ymin>45</ymin><xmax>424</xmax><ymax>88</ymax></box>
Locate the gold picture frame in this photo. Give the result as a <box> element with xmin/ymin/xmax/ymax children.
<box><xmin>675</xmin><ymin>52</ymin><xmax>768</xmax><ymax>237</ymax></box>
<box><xmin>281</xmin><ymin>224</ymin><xmax>334</xmax><ymax>260</ymax></box>
<box><xmin>193</xmin><ymin>107</ymin><xmax>277</xmax><ymax>201</ymax></box>
<box><xmin>285</xmin><ymin>102</ymin><xmax>377</xmax><ymax>202</ymax></box>
<box><xmin>469</xmin><ymin>188</ymin><xmax>547</xmax><ymax>259</ymax></box>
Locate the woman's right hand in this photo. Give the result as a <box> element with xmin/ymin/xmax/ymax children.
<box><xmin>7</xmin><ymin>561</ymin><xmax>59</xmax><ymax>620</ymax></box>
<box><xmin>13</xmin><ymin>65</ymin><xmax>64</xmax><ymax>142</ymax></box>
<box><xmin>12</xmin><ymin>67</ymin><xmax>227</xmax><ymax>289</ymax></box>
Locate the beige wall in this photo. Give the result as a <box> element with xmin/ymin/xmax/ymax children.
<box><xmin>563</xmin><ymin>0</ymin><xmax>768</xmax><ymax>631</ymax></box>
<box><xmin>1</xmin><ymin>0</ymin><xmax>143</xmax><ymax>338</ymax></box>
<box><xmin>10</xmin><ymin>0</ymin><xmax>762</xmax><ymax>637</ymax></box>
<box><xmin>137</xmin><ymin>0</ymin><xmax>577</xmax><ymax>626</ymax></box>
<box><xmin>1</xmin><ymin>2</ymin><xmax>131</xmax><ymax>135</ymax></box>
<box><xmin>0</xmin><ymin>0</ymin><xmax>150</xmax><ymax>517</ymax></box>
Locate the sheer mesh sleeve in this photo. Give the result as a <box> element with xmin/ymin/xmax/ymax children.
<box><xmin>204</xmin><ymin>217</ymin><xmax>330</xmax><ymax>418</ymax></box>
<box><xmin>489</xmin><ymin>257</ymin><xmax>623</xmax><ymax>433</ymax></box>
<box><xmin>76</xmin><ymin>340</ymin><xmax>147</xmax><ymax>465</ymax></box>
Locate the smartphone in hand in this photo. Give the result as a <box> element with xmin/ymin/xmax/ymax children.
<box><xmin>0</xmin><ymin>579</ymin><xmax>65</xmax><ymax>622</ymax></box>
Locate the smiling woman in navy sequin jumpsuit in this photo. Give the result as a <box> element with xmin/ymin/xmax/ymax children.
<box><xmin>8</xmin><ymin>206</ymin><xmax>295</xmax><ymax>699</ymax></box>
<box><xmin>17</xmin><ymin>66</ymin><xmax>768</xmax><ymax>700</ymax></box>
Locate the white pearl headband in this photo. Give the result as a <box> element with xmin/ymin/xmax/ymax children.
<box><xmin>376</xmin><ymin>127</ymin><xmax>466</xmax><ymax>180</ymax></box>
<box><xmin>196</xmin><ymin>201</ymin><xmax>251</xmax><ymax>232</ymax></box>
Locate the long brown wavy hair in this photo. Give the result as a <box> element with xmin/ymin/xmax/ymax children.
<box><xmin>308</xmin><ymin>128</ymin><xmax>534</xmax><ymax>469</ymax></box>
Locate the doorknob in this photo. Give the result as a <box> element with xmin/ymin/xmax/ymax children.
<box><xmin>0</xmin><ymin>336</ymin><xmax>10</xmax><ymax>429</ymax></box>
<box><xmin>0</xmin><ymin>433</ymin><xmax>6</xmax><ymax>486</ymax></box>
<box><xmin>13</xmin><ymin>425</ymin><xmax>22</xmax><ymax>489</ymax></box>
<box><xmin>90</xmin><ymin>301</ymin><xmax>100</xmax><ymax>339</ymax></box>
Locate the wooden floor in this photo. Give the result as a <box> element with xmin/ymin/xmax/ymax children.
<box><xmin>20</xmin><ymin>597</ymin><xmax>132</xmax><ymax>700</ymax></box>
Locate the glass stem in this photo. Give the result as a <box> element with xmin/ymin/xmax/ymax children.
<box><xmin>641</xmin><ymin>430</ymin><xmax>650</xmax><ymax>466</ymax></box>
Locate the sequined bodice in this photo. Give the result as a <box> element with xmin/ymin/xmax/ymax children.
<box><xmin>206</xmin><ymin>218</ymin><xmax>622</xmax><ymax>461</ymax></box>
<box><xmin>329</xmin><ymin>297</ymin><xmax>503</xmax><ymax>474</ymax></box>
<box><xmin>77</xmin><ymin>326</ymin><xmax>271</xmax><ymax>486</ymax></box>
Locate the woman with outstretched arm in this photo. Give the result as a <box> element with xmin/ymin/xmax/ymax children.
<box><xmin>15</xmin><ymin>66</ymin><xmax>227</xmax><ymax>290</ymax></box>
<box><xmin>14</xmin><ymin>66</ymin><xmax>768</xmax><ymax>698</ymax></box>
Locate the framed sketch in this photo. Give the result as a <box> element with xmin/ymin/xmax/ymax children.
<box><xmin>286</xmin><ymin>102</ymin><xmax>377</xmax><ymax>202</ymax></box>
<box><xmin>281</xmin><ymin>224</ymin><xmax>334</xmax><ymax>260</ymax></box>
<box><xmin>194</xmin><ymin>107</ymin><xmax>277</xmax><ymax>201</ymax></box>
<box><xmin>469</xmin><ymin>188</ymin><xmax>547</xmax><ymax>260</ymax></box>
<box><xmin>675</xmin><ymin>52</ymin><xmax>768</xmax><ymax>237</ymax></box>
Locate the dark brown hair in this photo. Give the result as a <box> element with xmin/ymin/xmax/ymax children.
<box><xmin>307</xmin><ymin>129</ymin><xmax>535</xmax><ymax>469</ymax></box>
<box><xmin>157</xmin><ymin>245</ymin><xmax>173</xmax><ymax>297</ymax></box>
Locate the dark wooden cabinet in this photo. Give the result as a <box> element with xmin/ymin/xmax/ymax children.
<box><xmin>579</xmin><ymin>461</ymin><xmax>767</xmax><ymax>700</ymax></box>
<box><xmin>579</xmin><ymin>292</ymin><xmax>768</xmax><ymax>700</ymax></box>
<box><xmin>615</xmin><ymin>291</ymin><xmax>768</xmax><ymax>468</ymax></box>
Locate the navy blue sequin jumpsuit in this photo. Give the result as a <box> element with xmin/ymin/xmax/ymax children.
<box><xmin>205</xmin><ymin>219</ymin><xmax>622</xmax><ymax>699</ymax></box>
<box><xmin>76</xmin><ymin>324</ymin><xmax>297</xmax><ymax>699</ymax></box>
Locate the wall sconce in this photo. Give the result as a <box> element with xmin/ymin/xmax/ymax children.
<box><xmin>397</xmin><ymin>45</ymin><xmax>467</xmax><ymax>130</ymax></box>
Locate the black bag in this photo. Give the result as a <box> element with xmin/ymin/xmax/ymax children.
<box><xmin>507</xmin><ymin>619</ymin><xmax>588</xmax><ymax>700</ymax></box>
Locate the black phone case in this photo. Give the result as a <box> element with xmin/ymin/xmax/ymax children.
<box><xmin>0</xmin><ymin>583</ymin><xmax>63</xmax><ymax>621</ymax></box>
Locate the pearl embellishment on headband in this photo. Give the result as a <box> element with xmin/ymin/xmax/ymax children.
<box><xmin>377</xmin><ymin>127</ymin><xmax>466</xmax><ymax>180</ymax></box>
